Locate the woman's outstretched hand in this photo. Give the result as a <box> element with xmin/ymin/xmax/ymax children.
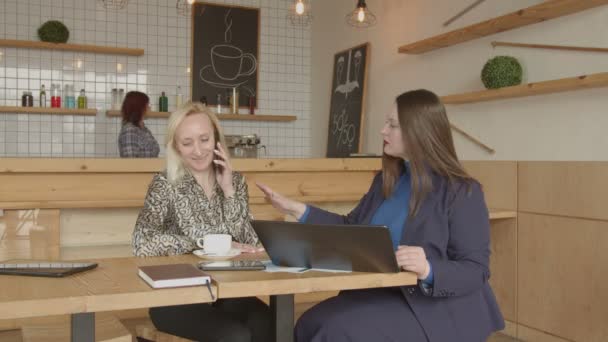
<box><xmin>255</xmin><ymin>182</ymin><xmax>307</xmax><ymax>220</ymax></box>
<box><xmin>232</xmin><ymin>241</ymin><xmax>265</xmax><ymax>254</ymax></box>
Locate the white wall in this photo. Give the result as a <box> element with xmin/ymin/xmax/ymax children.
<box><xmin>0</xmin><ymin>0</ymin><xmax>312</xmax><ymax>158</ymax></box>
<box><xmin>312</xmin><ymin>0</ymin><xmax>608</xmax><ymax>160</ymax></box>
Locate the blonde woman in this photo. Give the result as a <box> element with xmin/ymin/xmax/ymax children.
<box><xmin>132</xmin><ymin>102</ymin><xmax>270</xmax><ymax>342</ymax></box>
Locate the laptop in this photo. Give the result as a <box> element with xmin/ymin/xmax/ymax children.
<box><xmin>252</xmin><ymin>220</ymin><xmax>400</xmax><ymax>273</ymax></box>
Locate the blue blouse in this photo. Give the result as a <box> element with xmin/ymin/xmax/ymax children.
<box><xmin>300</xmin><ymin>162</ymin><xmax>434</xmax><ymax>284</ymax></box>
<box><xmin>369</xmin><ymin>168</ymin><xmax>411</xmax><ymax>250</ymax></box>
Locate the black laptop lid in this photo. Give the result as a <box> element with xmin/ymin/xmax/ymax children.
<box><xmin>0</xmin><ymin>261</ymin><xmax>98</xmax><ymax>278</ymax></box>
<box><xmin>252</xmin><ymin>220</ymin><xmax>400</xmax><ymax>273</ymax></box>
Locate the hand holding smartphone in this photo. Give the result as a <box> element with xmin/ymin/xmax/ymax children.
<box><xmin>213</xmin><ymin>154</ymin><xmax>222</xmax><ymax>172</ymax></box>
<box><xmin>213</xmin><ymin>143</ymin><xmax>225</xmax><ymax>172</ymax></box>
<box><xmin>213</xmin><ymin>142</ymin><xmax>234</xmax><ymax>196</ymax></box>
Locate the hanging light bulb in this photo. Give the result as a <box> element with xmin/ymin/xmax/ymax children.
<box><xmin>176</xmin><ymin>0</ymin><xmax>191</xmax><ymax>16</ymax></box>
<box><xmin>357</xmin><ymin>7</ymin><xmax>365</xmax><ymax>22</ymax></box>
<box><xmin>287</xmin><ymin>0</ymin><xmax>313</xmax><ymax>27</ymax></box>
<box><xmin>97</xmin><ymin>0</ymin><xmax>128</xmax><ymax>10</ymax></box>
<box><xmin>346</xmin><ymin>0</ymin><xmax>377</xmax><ymax>28</ymax></box>
<box><xmin>295</xmin><ymin>0</ymin><xmax>305</xmax><ymax>15</ymax></box>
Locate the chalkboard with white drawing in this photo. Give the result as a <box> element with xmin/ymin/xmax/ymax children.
<box><xmin>192</xmin><ymin>3</ymin><xmax>259</xmax><ymax>107</ymax></box>
<box><xmin>326</xmin><ymin>43</ymin><xmax>369</xmax><ymax>157</ymax></box>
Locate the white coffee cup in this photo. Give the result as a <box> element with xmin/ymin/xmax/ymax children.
<box><xmin>196</xmin><ymin>234</ymin><xmax>232</xmax><ymax>254</ymax></box>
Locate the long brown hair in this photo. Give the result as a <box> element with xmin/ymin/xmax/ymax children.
<box><xmin>382</xmin><ymin>89</ymin><xmax>473</xmax><ymax>216</ymax></box>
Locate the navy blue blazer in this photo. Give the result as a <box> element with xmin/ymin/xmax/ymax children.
<box><xmin>305</xmin><ymin>172</ymin><xmax>505</xmax><ymax>342</ymax></box>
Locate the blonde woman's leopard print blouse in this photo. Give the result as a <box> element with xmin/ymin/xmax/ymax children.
<box><xmin>132</xmin><ymin>171</ymin><xmax>258</xmax><ymax>256</ymax></box>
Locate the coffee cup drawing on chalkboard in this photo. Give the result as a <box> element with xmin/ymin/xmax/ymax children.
<box><xmin>200</xmin><ymin>8</ymin><xmax>258</xmax><ymax>89</ymax></box>
<box><xmin>212</xmin><ymin>45</ymin><xmax>256</xmax><ymax>81</ymax></box>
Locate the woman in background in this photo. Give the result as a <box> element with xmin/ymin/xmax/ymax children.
<box><xmin>132</xmin><ymin>102</ymin><xmax>270</xmax><ymax>342</ymax></box>
<box><xmin>118</xmin><ymin>91</ymin><xmax>160</xmax><ymax>158</ymax></box>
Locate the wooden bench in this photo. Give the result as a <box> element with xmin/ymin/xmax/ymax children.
<box><xmin>17</xmin><ymin>314</ymin><xmax>130</xmax><ymax>342</ymax></box>
<box><xmin>119</xmin><ymin>291</ymin><xmax>340</xmax><ymax>342</ymax></box>
<box><xmin>121</xmin><ymin>317</ymin><xmax>193</xmax><ymax>342</ymax></box>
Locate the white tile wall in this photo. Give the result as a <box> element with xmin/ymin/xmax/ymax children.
<box><xmin>0</xmin><ymin>0</ymin><xmax>311</xmax><ymax>158</ymax></box>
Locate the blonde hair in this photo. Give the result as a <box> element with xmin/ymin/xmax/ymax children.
<box><xmin>165</xmin><ymin>101</ymin><xmax>227</xmax><ymax>184</ymax></box>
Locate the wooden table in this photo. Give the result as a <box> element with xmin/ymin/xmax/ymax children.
<box><xmin>0</xmin><ymin>255</ymin><xmax>217</xmax><ymax>342</ymax></box>
<box><xmin>0</xmin><ymin>254</ymin><xmax>417</xmax><ymax>342</ymax></box>
<box><xmin>208</xmin><ymin>253</ymin><xmax>418</xmax><ymax>342</ymax></box>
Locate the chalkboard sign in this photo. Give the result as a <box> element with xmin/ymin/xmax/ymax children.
<box><xmin>326</xmin><ymin>43</ymin><xmax>369</xmax><ymax>158</ymax></box>
<box><xmin>191</xmin><ymin>3</ymin><xmax>259</xmax><ymax>107</ymax></box>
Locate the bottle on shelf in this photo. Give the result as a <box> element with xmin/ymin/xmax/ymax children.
<box><xmin>50</xmin><ymin>84</ymin><xmax>62</xmax><ymax>108</ymax></box>
<box><xmin>200</xmin><ymin>96</ymin><xmax>208</xmax><ymax>106</ymax></box>
<box><xmin>176</xmin><ymin>86</ymin><xmax>183</xmax><ymax>109</ymax></box>
<box><xmin>50</xmin><ymin>84</ymin><xmax>55</xmax><ymax>108</ymax></box>
<box><xmin>39</xmin><ymin>84</ymin><xmax>47</xmax><ymax>108</ymax></box>
<box><xmin>216</xmin><ymin>93</ymin><xmax>222</xmax><ymax>114</ymax></box>
<box><xmin>65</xmin><ymin>84</ymin><xmax>76</xmax><ymax>108</ymax></box>
<box><xmin>230</xmin><ymin>87</ymin><xmax>239</xmax><ymax>114</ymax></box>
<box><xmin>78</xmin><ymin>89</ymin><xmax>87</xmax><ymax>109</ymax></box>
<box><xmin>22</xmin><ymin>91</ymin><xmax>33</xmax><ymax>107</ymax></box>
<box><xmin>118</xmin><ymin>88</ymin><xmax>125</xmax><ymax>106</ymax></box>
<box><xmin>159</xmin><ymin>91</ymin><xmax>168</xmax><ymax>112</ymax></box>
<box><xmin>111</xmin><ymin>88</ymin><xmax>119</xmax><ymax>110</ymax></box>
<box><xmin>248</xmin><ymin>95</ymin><xmax>256</xmax><ymax>115</ymax></box>
<box><xmin>225</xmin><ymin>89</ymin><xmax>232</xmax><ymax>113</ymax></box>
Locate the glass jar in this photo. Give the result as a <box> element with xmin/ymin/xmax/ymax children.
<box><xmin>111</xmin><ymin>88</ymin><xmax>119</xmax><ymax>110</ymax></box>
<box><xmin>230</xmin><ymin>87</ymin><xmax>239</xmax><ymax>114</ymax></box>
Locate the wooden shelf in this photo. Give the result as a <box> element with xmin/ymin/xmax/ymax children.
<box><xmin>0</xmin><ymin>39</ymin><xmax>144</xmax><ymax>56</ymax></box>
<box><xmin>0</xmin><ymin>106</ymin><xmax>97</xmax><ymax>116</ymax></box>
<box><xmin>217</xmin><ymin>114</ymin><xmax>297</xmax><ymax>122</ymax></box>
<box><xmin>398</xmin><ymin>0</ymin><xmax>608</xmax><ymax>54</ymax></box>
<box><xmin>489</xmin><ymin>210</ymin><xmax>517</xmax><ymax>220</ymax></box>
<box><xmin>106</xmin><ymin>110</ymin><xmax>169</xmax><ymax>118</ymax></box>
<box><xmin>106</xmin><ymin>110</ymin><xmax>297</xmax><ymax>122</ymax></box>
<box><xmin>440</xmin><ymin>72</ymin><xmax>608</xmax><ymax>104</ymax></box>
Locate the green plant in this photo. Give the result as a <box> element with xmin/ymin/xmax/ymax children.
<box><xmin>37</xmin><ymin>20</ymin><xmax>70</xmax><ymax>43</ymax></box>
<box><xmin>481</xmin><ymin>56</ymin><xmax>523</xmax><ymax>89</ymax></box>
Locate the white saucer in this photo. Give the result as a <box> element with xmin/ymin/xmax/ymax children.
<box><xmin>193</xmin><ymin>248</ymin><xmax>241</xmax><ymax>260</ymax></box>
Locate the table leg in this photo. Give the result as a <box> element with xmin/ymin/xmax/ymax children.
<box><xmin>270</xmin><ymin>294</ymin><xmax>294</xmax><ymax>342</ymax></box>
<box><xmin>71</xmin><ymin>312</ymin><xmax>94</xmax><ymax>342</ymax></box>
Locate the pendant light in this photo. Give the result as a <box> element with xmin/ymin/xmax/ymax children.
<box><xmin>287</xmin><ymin>0</ymin><xmax>313</xmax><ymax>27</ymax></box>
<box><xmin>97</xmin><ymin>0</ymin><xmax>129</xmax><ymax>10</ymax></box>
<box><xmin>176</xmin><ymin>0</ymin><xmax>194</xmax><ymax>16</ymax></box>
<box><xmin>346</xmin><ymin>0</ymin><xmax>377</xmax><ymax>28</ymax></box>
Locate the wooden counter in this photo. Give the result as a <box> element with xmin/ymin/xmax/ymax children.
<box><xmin>0</xmin><ymin>158</ymin><xmax>519</xmax><ymax>337</ymax></box>
<box><xmin>2</xmin><ymin>159</ymin><xmax>605</xmax><ymax>341</ymax></box>
<box><xmin>0</xmin><ymin>158</ymin><xmax>381</xmax><ymax>209</ymax></box>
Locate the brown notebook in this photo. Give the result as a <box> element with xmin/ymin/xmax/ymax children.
<box><xmin>138</xmin><ymin>263</ymin><xmax>211</xmax><ymax>289</ymax></box>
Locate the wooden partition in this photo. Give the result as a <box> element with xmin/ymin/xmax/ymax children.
<box><xmin>14</xmin><ymin>159</ymin><xmax>608</xmax><ymax>341</ymax></box>
<box><xmin>463</xmin><ymin>161</ymin><xmax>518</xmax><ymax>333</ymax></box>
<box><xmin>517</xmin><ymin>162</ymin><xmax>608</xmax><ymax>342</ymax></box>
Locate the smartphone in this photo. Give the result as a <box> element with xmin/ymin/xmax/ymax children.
<box><xmin>213</xmin><ymin>145</ymin><xmax>223</xmax><ymax>171</ymax></box>
<box><xmin>198</xmin><ymin>260</ymin><xmax>266</xmax><ymax>271</ymax></box>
